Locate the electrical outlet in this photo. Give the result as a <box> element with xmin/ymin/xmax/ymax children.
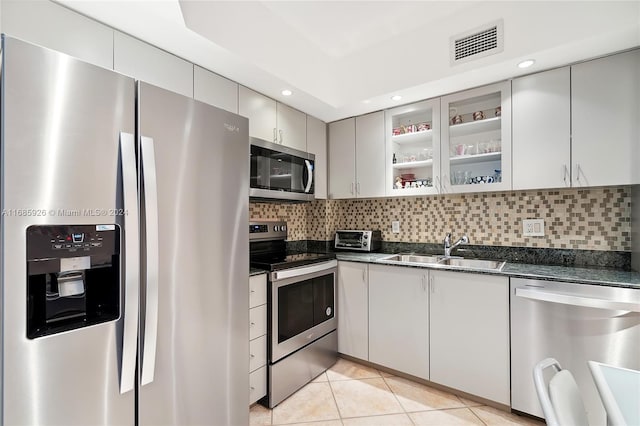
<box><xmin>522</xmin><ymin>219</ymin><xmax>545</xmax><ymax>237</ymax></box>
<box><xmin>392</xmin><ymin>221</ymin><xmax>400</xmax><ymax>234</ymax></box>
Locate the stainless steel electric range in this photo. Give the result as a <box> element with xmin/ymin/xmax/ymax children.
<box><xmin>249</xmin><ymin>221</ymin><xmax>338</xmax><ymax>408</ymax></box>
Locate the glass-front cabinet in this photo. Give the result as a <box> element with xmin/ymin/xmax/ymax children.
<box><xmin>440</xmin><ymin>81</ymin><xmax>511</xmax><ymax>193</ymax></box>
<box><xmin>386</xmin><ymin>99</ymin><xmax>441</xmax><ymax>196</ymax></box>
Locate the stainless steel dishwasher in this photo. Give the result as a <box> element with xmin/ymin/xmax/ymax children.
<box><xmin>510</xmin><ymin>278</ymin><xmax>640</xmax><ymax>425</ymax></box>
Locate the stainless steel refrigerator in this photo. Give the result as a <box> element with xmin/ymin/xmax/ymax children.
<box><xmin>0</xmin><ymin>35</ymin><xmax>249</xmax><ymax>425</ymax></box>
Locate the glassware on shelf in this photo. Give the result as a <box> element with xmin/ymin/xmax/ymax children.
<box><xmin>464</xmin><ymin>171</ymin><xmax>472</xmax><ymax>184</ymax></box>
<box><xmin>467</xmin><ymin>143</ymin><xmax>477</xmax><ymax>156</ymax></box>
<box><xmin>453</xmin><ymin>170</ymin><xmax>464</xmax><ymax>185</ymax></box>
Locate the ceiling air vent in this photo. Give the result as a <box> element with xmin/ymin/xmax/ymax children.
<box><xmin>450</xmin><ymin>20</ymin><xmax>504</xmax><ymax>66</ymax></box>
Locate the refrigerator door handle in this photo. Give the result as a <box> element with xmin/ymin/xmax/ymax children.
<box><xmin>119</xmin><ymin>132</ymin><xmax>140</xmax><ymax>394</ymax></box>
<box><xmin>140</xmin><ymin>136</ymin><xmax>160</xmax><ymax>386</ymax></box>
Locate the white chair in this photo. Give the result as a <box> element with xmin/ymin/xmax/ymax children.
<box><xmin>533</xmin><ymin>358</ymin><xmax>590</xmax><ymax>426</ymax></box>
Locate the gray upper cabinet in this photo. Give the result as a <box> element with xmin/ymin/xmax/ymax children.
<box><xmin>193</xmin><ymin>66</ymin><xmax>238</xmax><ymax>114</ymax></box>
<box><xmin>238</xmin><ymin>86</ymin><xmax>307</xmax><ymax>151</ymax></box>
<box><xmin>328</xmin><ymin>113</ymin><xmax>386</xmax><ymax>199</ymax></box>
<box><xmin>238</xmin><ymin>86</ymin><xmax>278</xmax><ymax>142</ymax></box>
<box><xmin>512</xmin><ymin>67</ymin><xmax>571</xmax><ymax>190</ymax></box>
<box><xmin>1</xmin><ymin>0</ymin><xmax>113</xmax><ymax>69</ymax></box>
<box><xmin>571</xmin><ymin>49</ymin><xmax>640</xmax><ymax>186</ymax></box>
<box><xmin>276</xmin><ymin>103</ymin><xmax>307</xmax><ymax>152</ymax></box>
<box><xmin>114</xmin><ymin>32</ymin><xmax>194</xmax><ymax>98</ymax></box>
<box><xmin>328</xmin><ymin>118</ymin><xmax>356</xmax><ymax>199</ymax></box>
<box><xmin>306</xmin><ymin>115</ymin><xmax>328</xmax><ymax>199</ymax></box>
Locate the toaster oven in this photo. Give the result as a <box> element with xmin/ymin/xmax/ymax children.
<box><xmin>334</xmin><ymin>230</ymin><xmax>381</xmax><ymax>252</ymax></box>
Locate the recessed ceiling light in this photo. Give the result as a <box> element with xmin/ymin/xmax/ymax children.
<box><xmin>391</xmin><ymin>95</ymin><xmax>402</xmax><ymax>101</ymax></box>
<box><xmin>281</xmin><ymin>89</ymin><xmax>292</xmax><ymax>96</ymax></box>
<box><xmin>518</xmin><ymin>59</ymin><xmax>535</xmax><ymax>69</ymax></box>
<box><xmin>362</xmin><ymin>99</ymin><xmax>371</xmax><ymax>104</ymax></box>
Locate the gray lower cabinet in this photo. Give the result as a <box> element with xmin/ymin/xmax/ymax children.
<box><xmin>337</xmin><ymin>261</ymin><xmax>369</xmax><ymax>360</ymax></box>
<box><xmin>368</xmin><ymin>264</ymin><xmax>429</xmax><ymax>380</ymax></box>
<box><xmin>249</xmin><ymin>273</ymin><xmax>267</xmax><ymax>405</ymax></box>
<box><xmin>429</xmin><ymin>270</ymin><xmax>510</xmax><ymax>405</ymax></box>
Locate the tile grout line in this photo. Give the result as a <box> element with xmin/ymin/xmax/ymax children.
<box><xmin>380</xmin><ymin>374</ymin><xmax>417</xmax><ymax>425</ymax></box>
<box><xmin>467</xmin><ymin>405</ymin><xmax>489</xmax><ymax>426</ymax></box>
<box><xmin>326</xmin><ymin>373</ymin><xmax>345</xmax><ymax>424</ymax></box>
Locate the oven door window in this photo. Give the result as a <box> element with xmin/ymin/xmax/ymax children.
<box><xmin>277</xmin><ymin>273</ymin><xmax>334</xmax><ymax>344</ymax></box>
<box><xmin>250</xmin><ymin>145</ymin><xmax>313</xmax><ymax>193</ymax></box>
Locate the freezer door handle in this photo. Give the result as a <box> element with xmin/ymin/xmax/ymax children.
<box><xmin>140</xmin><ymin>136</ymin><xmax>160</xmax><ymax>386</ymax></box>
<box><xmin>119</xmin><ymin>132</ymin><xmax>139</xmax><ymax>394</ymax></box>
<box><xmin>515</xmin><ymin>287</ymin><xmax>640</xmax><ymax>312</ymax></box>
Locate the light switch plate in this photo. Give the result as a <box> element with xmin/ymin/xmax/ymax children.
<box><xmin>392</xmin><ymin>221</ymin><xmax>400</xmax><ymax>234</ymax></box>
<box><xmin>523</xmin><ymin>219</ymin><xmax>544</xmax><ymax>237</ymax></box>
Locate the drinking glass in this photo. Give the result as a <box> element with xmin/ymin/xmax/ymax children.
<box><xmin>454</xmin><ymin>170</ymin><xmax>464</xmax><ymax>185</ymax></box>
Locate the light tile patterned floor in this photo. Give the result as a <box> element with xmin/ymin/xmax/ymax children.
<box><xmin>250</xmin><ymin>358</ymin><xmax>544</xmax><ymax>426</ymax></box>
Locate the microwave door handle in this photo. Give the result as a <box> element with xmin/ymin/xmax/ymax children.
<box><xmin>119</xmin><ymin>132</ymin><xmax>139</xmax><ymax>394</ymax></box>
<box><xmin>140</xmin><ymin>136</ymin><xmax>160</xmax><ymax>386</ymax></box>
<box><xmin>304</xmin><ymin>160</ymin><xmax>313</xmax><ymax>193</ymax></box>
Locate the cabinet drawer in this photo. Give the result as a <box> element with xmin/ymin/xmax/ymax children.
<box><xmin>249</xmin><ymin>304</ymin><xmax>267</xmax><ymax>340</ymax></box>
<box><xmin>250</xmin><ymin>335</ymin><xmax>267</xmax><ymax>373</ymax></box>
<box><xmin>249</xmin><ymin>274</ymin><xmax>267</xmax><ymax>308</ymax></box>
<box><xmin>249</xmin><ymin>366</ymin><xmax>267</xmax><ymax>405</ymax></box>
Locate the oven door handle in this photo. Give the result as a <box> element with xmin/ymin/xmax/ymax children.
<box><xmin>272</xmin><ymin>260</ymin><xmax>337</xmax><ymax>281</ymax></box>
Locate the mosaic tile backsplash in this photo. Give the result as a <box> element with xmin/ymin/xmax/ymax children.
<box><xmin>250</xmin><ymin>186</ymin><xmax>632</xmax><ymax>252</ymax></box>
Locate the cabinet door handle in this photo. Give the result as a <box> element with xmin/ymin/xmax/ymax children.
<box><xmin>273</xmin><ymin>128</ymin><xmax>277</xmax><ymax>142</ymax></box>
<box><xmin>357</xmin><ymin>182</ymin><xmax>361</xmax><ymax>195</ymax></box>
<box><xmin>250</xmin><ymin>353</ymin><xmax>255</xmax><ymax>359</ymax></box>
<box><xmin>435</xmin><ymin>176</ymin><xmax>441</xmax><ymax>194</ymax></box>
<box><xmin>362</xmin><ymin>269</ymin><xmax>366</xmax><ymax>282</ymax></box>
<box><xmin>563</xmin><ymin>164</ymin><xmax>569</xmax><ymax>185</ymax></box>
<box><xmin>350</xmin><ymin>182</ymin><xmax>354</xmax><ymax>195</ymax></box>
<box><xmin>421</xmin><ymin>274</ymin><xmax>426</xmax><ymax>292</ymax></box>
<box><xmin>250</xmin><ymin>322</ymin><xmax>255</xmax><ymax>327</ymax></box>
<box><xmin>279</xmin><ymin>129</ymin><xmax>283</xmax><ymax>144</ymax></box>
<box><xmin>430</xmin><ymin>276</ymin><xmax>435</xmax><ymax>294</ymax></box>
<box><xmin>575</xmin><ymin>164</ymin><xmax>581</xmax><ymax>182</ymax></box>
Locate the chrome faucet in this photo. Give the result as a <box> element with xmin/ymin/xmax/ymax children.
<box><xmin>443</xmin><ymin>233</ymin><xmax>469</xmax><ymax>258</ymax></box>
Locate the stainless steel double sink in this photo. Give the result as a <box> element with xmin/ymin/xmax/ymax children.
<box><xmin>379</xmin><ymin>254</ymin><xmax>506</xmax><ymax>271</ymax></box>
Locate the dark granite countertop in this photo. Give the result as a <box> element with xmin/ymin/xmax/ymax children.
<box><xmin>335</xmin><ymin>252</ymin><xmax>640</xmax><ymax>289</ymax></box>
<box><xmin>250</xmin><ymin>268</ymin><xmax>268</xmax><ymax>277</ymax></box>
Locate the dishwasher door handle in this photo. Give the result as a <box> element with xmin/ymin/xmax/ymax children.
<box><xmin>515</xmin><ymin>287</ymin><xmax>640</xmax><ymax>312</ymax></box>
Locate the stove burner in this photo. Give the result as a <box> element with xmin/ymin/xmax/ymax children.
<box><xmin>250</xmin><ymin>251</ymin><xmax>335</xmax><ymax>271</ymax></box>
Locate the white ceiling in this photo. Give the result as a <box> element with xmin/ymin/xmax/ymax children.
<box><xmin>58</xmin><ymin>0</ymin><xmax>640</xmax><ymax>122</ymax></box>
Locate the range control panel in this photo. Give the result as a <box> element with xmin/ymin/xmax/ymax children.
<box><xmin>249</xmin><ymin>221</ymin><xmax>287</xmax><ymax>241</ymax></box>
<box><xmin>27</xmin><ymin>224</ymin><xmax>120</xmax><ymax>260</ymax></box>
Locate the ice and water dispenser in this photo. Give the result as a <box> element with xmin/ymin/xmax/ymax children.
<box><xmin>26</xmin><ymin>225</ymin><xmax>121</xmax><ymax>339</ymax></box>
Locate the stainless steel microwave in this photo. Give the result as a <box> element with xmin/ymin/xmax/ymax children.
<box><xmin>250</xmin><ymin>137</ymin><xmax>315</xmax><ymax>202</ymax></box>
